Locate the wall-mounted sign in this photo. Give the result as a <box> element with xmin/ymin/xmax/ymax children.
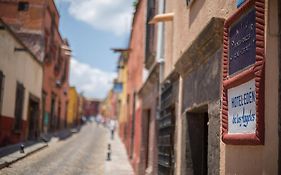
<box><xmin>229</xmin><ymin>8</ymin><xmax>256</xmax><ymax>75</ymax></box>
<box><xmin>236</xmin><ymin>0</ymin><xmax>245</xmax><ymax>8</ymax></box>
<box><xmin>228</xmin><ymin>79</ymin><xmax>256</xmax><ymax>134</ymax></box>
<box><xmin>113</xmin><ymin>82</ymin><xmax>123</xmax><ymax>93</ymax></box>
<box><xmin>221</xmin><ymin>0</ymin><xmax>265</xmax><ymax>145</ymax></box>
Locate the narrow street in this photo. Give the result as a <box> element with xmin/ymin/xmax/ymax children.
<box><xmin>0</xmin><ymin>123</ymin><xmax>133</xmax><ymax>175</ymax></box>
<box><xmin>0</xmin><ymin>0</ymin><xmax>280</xmax><ymax>174</ymax></box>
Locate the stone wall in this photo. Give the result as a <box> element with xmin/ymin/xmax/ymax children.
<box><xmin>181</xmin><ymin>48</ymin><xmax>222</xmax><ymax>175</ymax></box>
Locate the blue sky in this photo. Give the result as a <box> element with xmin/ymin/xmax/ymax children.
<box><xmin>55</xmin><ymin>0</ymin><xmax>134</xmax><ymax>99</ymax></box>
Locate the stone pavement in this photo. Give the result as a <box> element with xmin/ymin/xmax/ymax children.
<box><xmin>0</xmin><ymin>126</ymin><xmax>80</xmax><ymax>170</ymax></box>
<box><xmin>104</xmin><ymin>130</ymin><xmax>134</xmax><ymax>175</ymax></box>
<box><xmin>0</xmin><ymin>142</ymin><xmax>48</xmax><ymax>169</ymax></box>
<box><xmin>0</xmin><ymin>123</ymin><xmax>134</xmax><ymax>175</ymax></box>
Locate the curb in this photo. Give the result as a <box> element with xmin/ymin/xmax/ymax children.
<box><xmin>0</xmin><ymin>143</ymin><xmax>48</xmax><ymax>170</ymax></box>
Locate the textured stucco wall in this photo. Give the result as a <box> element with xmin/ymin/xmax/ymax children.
<box><xmin>67</xmin><ymin>87</ymin><xmax>78</xmax><ymax>127</ymax></box>
<box><xmin>181</xmin><ymin>48</ymin><xmax>221</xmax><ymax>175</ymax></box>
<box><xmin>164</xmin><ymin>0</ymin><xmax>236</xmax><ymax>79</ymax></box>
<box><xmin>140</xmin><ymin>79</ymin><xmax>158</xmax><ymax>175</ymax></box>
<box><xmin>0</xmin><ymin>29</ymin><xmax>43</xmax><ymax>120</ymax></box>
<box><xmin>126</xmin><ymin>0</ymin><xmax>146</xmax><ymax>174</ymax></box>
<box><xmin>164</xmin><ymin>0</ymin><xmax>279</xmax><ymax>174</ymax></box>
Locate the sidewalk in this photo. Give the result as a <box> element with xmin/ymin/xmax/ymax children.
<box><xmin>0</xmin><ymin>141</ymin><xmax>48</xmax><ymax>169</ymax></box>
<box><xmin>104</xmin><ymin>131</ymin><xmax>134</xmax><ymax>175</ymax></box>
<box><xmin>0</xmin><ymin>126</ymin><xmax>81</xmax><ymax>170</ymax></box>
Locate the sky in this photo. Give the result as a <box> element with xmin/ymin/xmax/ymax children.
<box><xmin>55</xmin><ymin>0</ymin><xmax>135</xmax><ymax>99</ymax></box>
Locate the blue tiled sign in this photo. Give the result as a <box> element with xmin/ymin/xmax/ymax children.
<box><xmin>113</xmin><ymin>82</ymin><xmax>123</xmax><ymax>93</ymax></box>
<box><xmin>236</xmin><ymin>0</ymin><xmax>245</xmax><ymax>8</ymax></box>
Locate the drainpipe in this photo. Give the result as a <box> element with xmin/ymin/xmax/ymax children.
<box><xmin>156</xmin><ymin>0</ymin><xmax>165</xmax><ymax>120</ymax></box>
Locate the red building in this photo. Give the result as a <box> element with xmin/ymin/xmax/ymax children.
<box><xmin>124</xmin><ymin>0</ymin><xmax>146</xmax><ymax>174</ymax></box>
<box><xmin>0</xmin><ymin>0</ymin><xmax>71</xmax><ymax>133</ymax></box>
<box><xmin>83</xmin><ymin>98</ymin><xmax>101</xmax><ymax>118</ymax></box>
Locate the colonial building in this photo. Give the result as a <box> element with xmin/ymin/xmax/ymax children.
<box><xmin>83</xmin><ymin>98</ymin><xmax>101</xmax><ymax>118</ymax></box>
<box><xmin>112</xmin><ymin>49</ymin><xmax>129</xmax><ymax>141</ymax></box>
<box><xmin>0</xmin><ymin>0</ymin><xmax>71</xmax><ymax>133</ymax></box>
<box><xmin>67</xmin><ymin>87</ymin><xmax>79</xmax><ymax>128</ymax></box>
<box><xmin>149</xmin><ymin>0</ymin><xmax>280</xmax><ymax>174</ymax></box>
<box><xmin>138</xmin><ymin>0</ymin><xmax>160</xmax><ymax>174</ymax></box>
<box><xmin>125</xmin><ymin>0</ymin><xmax>146</xmax><ymax>173</ymax></box>
<box><xmin>0</xmin><ymin>19</ymin><xmax>43</xmax><ymax>146</ymax></box>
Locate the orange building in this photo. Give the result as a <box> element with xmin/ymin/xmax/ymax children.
<box><xmin>124</xmin><ymin>0</ymin><xmax>146</xmax><ymax>174</ymax></box>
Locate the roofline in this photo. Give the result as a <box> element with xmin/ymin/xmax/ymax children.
<box><xmin>0</xmin><ymin>18</ymin><xmax>43</xmax><ymax>67</ymax></box>
<box><xmin>84</xmin><ymin>97</ymin><xmax>103</xmax><ymax>102</ymax></box>
<box><xmin>127</xmin><ymin>0</ymin><xmax>143</xmax><ymax>57</ymax></box>
<box><xmin>50</xmin><ymin>0</ymin><xmax>60</xmax><ymax>18</ymax></box>
<box><xmin>111</xmin><ymin>48</ymin><xmax>131</xmax><ymax>53</ymax></box>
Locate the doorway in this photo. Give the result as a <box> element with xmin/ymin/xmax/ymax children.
<box><xmin>278</xmin><ymin>1</ymin><xmax>281</xmax><ymax>174</ymax></box>
<box><xmin>27</xmin><ymin>95</ymin><xmax>39</xmax><ymax>140</ymax></box>
<box><xmin>144</xmin><ymin>109</ymin><xmax>151</xmax><ymax>169</ymax></box>
<box><xmin>41</xmin><ymin>92</ymin><xmax>46</xmax><ymax>133</ymax></box>
<box><xmin>186</xmin><ymin>111</ymin><xmax>208</xmax><ymax>175</ymax></box>
<box><xmin>50</xmin><ymin>94</ymin><xmax>56</xmax><ymax>131</ymax></box>
<box><xmin>130</xmin><ymin>92</ymin><xmax>136</xmax><ymax>159</ymax></box>
<box><xmin>57</xmin><ymin>101</ymin><xmax>61</xmax><ymax>130</ymax></box>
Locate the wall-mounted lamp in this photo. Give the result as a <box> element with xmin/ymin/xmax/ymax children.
<box><xmin>117</xmin><ymin>65</ymin><xmax>125</xmax><ymax>69</ymax></box>
<box><xmin>56</xmin><ymin>80</ymin><xmax>61</xmax><ymax>87</ymax></box>
<box><xmin>61</xmin><ymin>45</ymin><xmax>71</xmax><ymax>51</ymax></box>
<box><xmin>64</xmin><ymin>51</ymin><xmax>71</xmax><ymax>56</ymax></box>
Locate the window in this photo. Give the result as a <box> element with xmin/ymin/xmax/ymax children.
<box><xmin>14</xmin><ymin>83</ymin><xmax>25</xmax><ymax>131</ymax></box>
<box><xmin>0</xmin><ymin>71</ymin><xmax>4</xmax><ymax>114</ymax></box>
<box><xmin>18</xmin><ymin>2</ymin><xmax>29</xmax><ymax>11</ymax></box>
<box><xmin>186</xmin><ymin>0</ymin><xmax>194</xmax><ymax>7</ymax></box>
<box><xmin>145</xmin><ymin>0</ymin><xmax>156</xmax><ymax>68</ymax></box>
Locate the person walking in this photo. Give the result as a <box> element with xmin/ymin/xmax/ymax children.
<box><xmin>109</xmin><ymin>119</ymin><xmax>116</xmax><ymax>140</ymax></box>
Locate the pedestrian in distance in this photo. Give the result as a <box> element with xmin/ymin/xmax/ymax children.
<box><xmin>109</xmin><ymin>119</ymin><xmax>116</xmax><ymax>140</ymax></box>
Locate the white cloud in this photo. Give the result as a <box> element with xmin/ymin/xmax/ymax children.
<box><xmin>56</xmin><ymin>0</ymin><xmax>134</xmax><ymax>36</ymax></box>
<box><xmin>70</xmin><ymin>58</ymin><xmax>116</xmax><ymax>99</ymax></box>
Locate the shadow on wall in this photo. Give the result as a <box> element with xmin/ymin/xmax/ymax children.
<box><xmin>224</xmin><ymin>145</ymin><xmax>263</xmax><ymax>174</ymax></box>
<box><xmin>189</xmin><ymin>0</ymin><xmax>206</xmax><ymax>28</ymax></box>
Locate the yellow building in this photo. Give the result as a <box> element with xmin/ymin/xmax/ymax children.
<box><xmin>114</xmin><ymin>50</ymin><xmax>129</xmax><ymax>139</ymax></box>
<box><xmin>67</xmin><ymin>87</ymin><xmax>79</xmax><ymax>128</ymax></box>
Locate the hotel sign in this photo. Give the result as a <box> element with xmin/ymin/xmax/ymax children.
<box><xmin>221</xmin><ymin>0</ymin><xmax>265</xmax><ymax>145</ymax></box>
<box><xmin>228</xmin><ymin>79</ymin><xmax>256</xmax><ymax>134</ymax></box>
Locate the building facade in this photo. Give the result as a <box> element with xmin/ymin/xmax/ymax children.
<box><xmin>0</xmin><ymin>20</ymin><xmax>43</xmax><ymax>146</ymax></box>
<box><xmin>116</xmin><ymin>0</ymin><xmax>281</xmax><ymax>174</ymax></box>
<box><xmin>153</xmin><ymin>0</ymin><xmax>280</xmax><ymax>174</ymax></box>
<box><xmin>112</xmin><ymin>50</ymin><xmax>129</xmax><ymax>141</ymax></box>
<box><xmin>125</xmin><ymin>0</ymin><xmax>146</xmax><ymax>174</ymax></box>
<box><xmin>83</xmin><ymin>98</ymin><xmax>101</xmax><ymax>118</ymax></box>
<box><xmin>138</xmin><ymin>0</ymin><xmax>160</xmax><ymax>174</ymax></box>
<box><xmin>67</xmin><ymin>87</ymin><xmax>79</xmax><ymax>128</ymax></box>
<box><xmin>0</xmin><ymin>0</ymin><xmax>71</xmax><ymax>133</ymax></box>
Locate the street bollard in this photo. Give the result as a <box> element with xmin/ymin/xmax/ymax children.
<box><xmin>20</xmin><ymin>143</ymin><xmax>25</xmax><ymax>153</ymax></box>
<box><xmin>106</xmin><ymin>143</ymin><xmax>111</xmax><ymax>161</ymax></box>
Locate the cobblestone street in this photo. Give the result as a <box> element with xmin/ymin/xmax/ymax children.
<box><xmin>0</xmin><ymin>123</ymin><xmax>133</xmax><ymax>175</ymax></box>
